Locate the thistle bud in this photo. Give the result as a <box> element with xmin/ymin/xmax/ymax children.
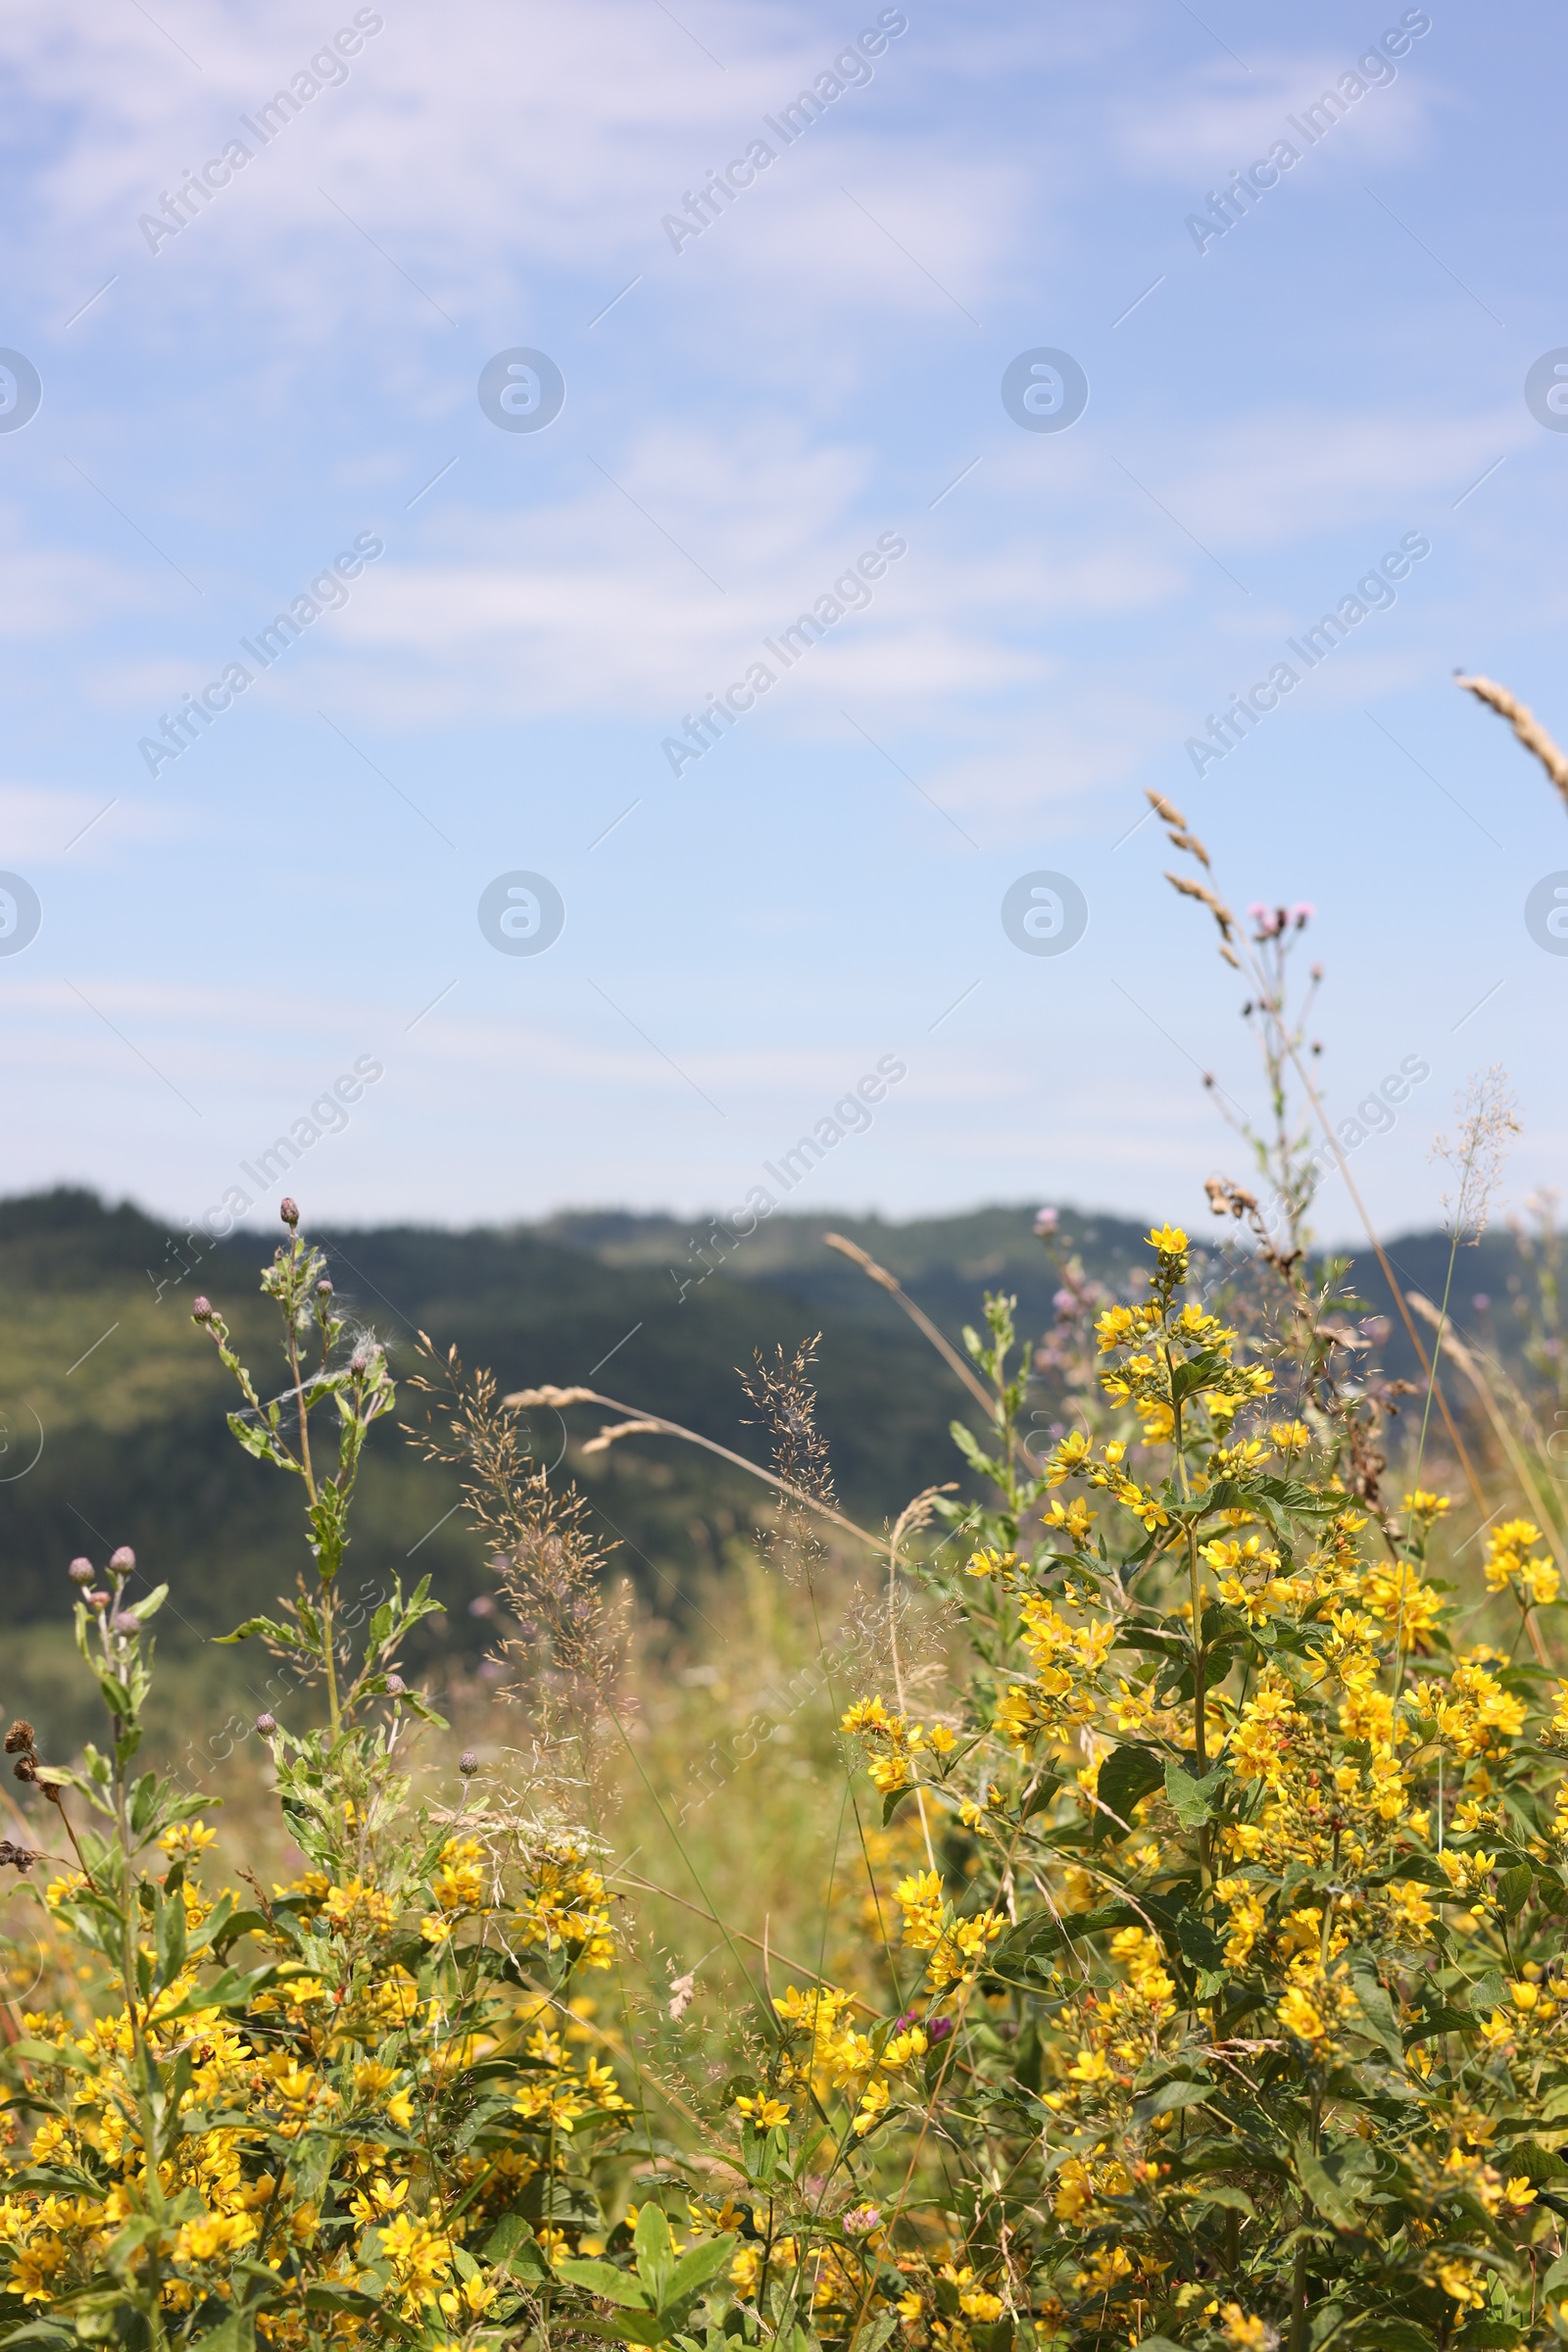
<box><xmin>458</xmin><ymin>1750</ymin><xmax>479</xmax><ymax>1777</ymax></box>
<box><xmin>109</xmin><ymin>1546</ymin><xmax>135</xmax><ymax>1574</ymax></box>
<box><xmin>385</xmin><ymin>1674</ymin><xmax>407</xmax><ymax>1696</ymax></box>
<box><xmin>85</xmin><ymin>1590</ymin><xmax>110</xmax><ymax>1609</ymax></box>
<box><xmin>191</xmin><ymin>1297</ymin><xmax>213</xmax><ymax>1322</ymax></box>
<box><xmin>279</xmin><ymin>1198</ymin><xmax>299</xmax><ymax>1228</ymax></box>
<box><xmin>112</xmin><ymin>1610</ymin><xmax>139</xmax><ymax>1636</ymax></box>
<box><xmin>316</xmin><ymin>1279</ymin><xmax>333</xmax><ymax>1298</ymax></box>
<box><xmin>255</xmin><ymin>1713</ymin><xmax>276</xmax><ymax>1736</ymax></box>
<box><xmin>68</xmin><ymin>1557</ymin><xmax>94</xmax><ymax>1585</ymax></box>
<box><xmin>4</xmin><ymin>1722</ymin><xmax>35</xmax><ymax>1755</ymax></box>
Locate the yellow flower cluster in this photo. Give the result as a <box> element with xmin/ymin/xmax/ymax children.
<box><xmin>1484</xmin><ymin>1516</ymin><xmax>1560</xmax><ymax>1609</ymax></box>
<box><xmin>514</xmin><ymin>1840</ymin><xmax>615</xmax><ymax>1969</ymax></box>
<box><xmin>1202</xmin><ymin>1533</ymin><xmax>1294</xmax><ymax>1627</ymax></box>
<box><xmin>0</xmin><ymin>1815</ymin><xmax>631</xmax><ymax>2336</ymax></box>
<box><xmin>766</xmin><ymin>1982</ymin><xmax>930</xmax><ymax>2133</ymax></box>
<box><xmin>894</xmin><ymin>1870</ymin><xmax>1005</xmax><ymax>1989</ymax></box>
<box><xmin>840</xmin><ymin>1697</ymin><xmax>956</xmax><ymax>1792</ymax></box>
<box><xmin>1413</xmin><ymin>1649</ymin><xmax>1528</xmax><ymax>1761</ymax></box>
<box><xmin>994</xmin><ymin>1594</ymin><xmax>1116</xmax><ymax>1749</ymax></box>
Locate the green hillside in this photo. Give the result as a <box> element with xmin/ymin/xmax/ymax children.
<box><xmin>0</xmin><ymin>1189</ymin><xmax>1540</xmax><ymax>1676</ymax></box>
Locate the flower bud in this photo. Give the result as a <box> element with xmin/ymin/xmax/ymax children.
<box><xmin>458</xmin><ymin>1750</ymin><xmax>479</xmax><ymax>1777</ymax></box>
<box><xmin>68</xmin><ymin>1557</ymin><xmax>94</xmax><ymax>1585</ymax></box>
<box><xmin>255</xmin><ymin>1713</ymin><xmax>276</xmax><ymax>1736</ymax></box>
<box><xmin>279</xmin><ymin>1198</ymin><xmax>299</xmax><ymax>1227</ymax></box>
<box><xmin>109</xmin><ymin>1546</ymin><xmax>135</xmax><ymax>1573</ymax></box>
<box><xmin>85</xmin><ymin>1590</ymin><xmax>110</xmax><ymax>1609</ymax></box>
<box><xmin>316</xmin><ymin>1278</ymin><xmax>333</xmax><ymax>1298</ymax></box>
<box><xmin>385</xmin><ymin>1675</ymin><xmax>407</xmax><ymax>1696</ymax></box>
<box><xmin>350</xmin><ymin>1350</ymin><xmax>368</xmax><ymax>1376</ymax></box>
<box><xmin>112</xmin><ymin>1610</ymin><xmax>139</xmax><ymax>1636</ymax></box>
<box><xmin>191</xmin><ymin>1297</ymin><xmax>213</xmax><ymax>1322</ymax></box>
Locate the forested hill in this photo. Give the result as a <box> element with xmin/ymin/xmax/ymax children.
<box><xmin>0</xmin><ymin>1189</ymin><xmax>1530</xmax><ymax>1651</ymax></box>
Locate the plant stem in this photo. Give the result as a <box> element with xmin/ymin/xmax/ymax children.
<box><xmin>1172</xmin><ymin>1390</ymin><xmax>1212</xmax><ymax>1892</ymax></box>
<box><xmin>110</xmin><ymin>1717</ymin><xmax>171</xmax><ymax>2351</ymax></box>
<box><xmin>1186</xmin><ymin>1526</ymin><xmax>1207</xmax><ymax>1777</ymax></box>
<box><xmin>1290</xmin><ymin>2236</ymin><xmax>1308</xmax><ymax>2352</ymax></box>
<box><xmin>321</xmin><ymin>1586</ymin><xmax>340</xmax><ymax>1740</ymax></box>
<box><xmin>284</xmin><ymin>1267</ymin><xmax>341</xmax><ymax>1738</ymax></box>
<box><xmin>1393</xmin><ymin>1219</ymin><xmax>1464</xmax><ymax>1710</ymax></box>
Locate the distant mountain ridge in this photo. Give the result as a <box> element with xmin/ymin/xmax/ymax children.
<box><xmin>0</xmin><ymin>1189</ymin><xmax>1533</xmax><ymax>1647</ymax></box>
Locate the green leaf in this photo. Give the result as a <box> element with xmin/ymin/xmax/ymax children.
<box><xmin>1116</xmin><ymin>1626</ymin><xmax>1190</xmax><ymax>1658</ymax></box>
<box><xmin>1171</xmin><ymin>1349</ymin><xmax>1229</xmax><ymax>1402</ymax></box>
<box><xmin>215</xmin><ymin>1614</ymin><xmax>301</xmax><ymax>1648</ymax></box>
<box><xmin>634</xmin><ymin>2201</ymin><xmax>676</xmax><ymax>2303</ymax></box>
<box><xmin>154</xmin><ymin>1962</ymin><xmax>277</xmax><ymax>2021</ymax></box>
<box><xmin>1294</xmin><ymin>2136</ymin><xmax>1369</xmax><ymax>2232</ymax></box>
<box><xmin>1019</xmin><ymin>1772</ymin><xmax>1063</xmax><ymax>1822</ymax></box>
<box><xmin>7</xmin><ymin>2039</ymin><xmax>98</xmax><ymax>2076</ymax></box>
<box><xmin>190</xmin><ymin>2313</ymin><xmax>256</xmax><ymax>2352</ymax></box>
<box><xmin>304</xmin><ymin>2284</ymin><xmax>418</xmax><ymax>2339</ymax></box>
<box><xmin>1164</xmin><ymin>1759</ymin><xmax>1225</xmax><ymax>1828</ymax></box>
<box><xmin>225</xmin><ymin>1411</ymin><xmax>295</xmax><ymax>1468</ymax></box>
<box><xmin>882</xmin><ymin>1786</ymin><xmax>917</xmax><ymax>1826</ymax></box>
<box><xmin>1192</xmin><ymin>2183</ymin><xmax>1255</xmax><ymax>2217</ymax></box>
<box><xmin>1132</xmin><ymin>2078</ymin><xmax>1211</xmax><ymax>2130</ymax></box>
<box><xmin>1173</xmin><ymin>1908</ymin><xmax>1225</xmax><ymax>1973</ymax></box>
<box><xmin>1349</xmin><ymin>1968</ymin><xmax>1404</xmax><ymax>2065</ymax></box>
<box><xmin>481</xmin><ymin>2212</ymin><xmax>529</xmax><ymax>2260</ymax></box>
<box><xmin>578</xmin><ymin>2314</ymin><xmax>678</xmax><ymax>2347</ymax></box>
<box><xmin>485</xmin><ymin>2215</ymin><xmax>551</xmax><ymax>2278</ymax></box>
<box><xmin>987</xmin><ymin>1912</ymin><xmax>1066</xmax><ymax>1975</ymax></box>
<box><xmin>857</xmin><ymin>2315</ymin><xmax>900</xmax><ymax>2352</ymax></box>
<box><xmin>154</xmin><ymin>1880</ymin><xmax>187</xmax><ymax>1989</ymax></box>
<box><xmin>286</xmin><ymin>2131</ymin><xmax>335</xmax><ymax>2208</ymax></box>
<box><xmin>128</xmin><ymin>1771</ymin><xmax>165</xmax><ymax>1839</ymax></box>
<box><xmin>558</xmin><ymin>2260</ymin><xmax>656</xmax><ymax>2311</ymax></box>
<box><xmin>1096</xmin><ymin>1744</ymin><xmax>1167</xmax><ymax>1836</ymax></box>
<box><xmin>92</xmin><ymin>1669</ymin><xmax>136</xmax><ymax>1719</ymax></box>
<box><xmin>1498</xmin><ymin>1863</ymin><xmax>1534</xmax><ymax>1920</ymax></box>
<box><xmin>665</xmin><ymin>2236</ymin><xmax>737</xmax><ymax>2305</ymax></box>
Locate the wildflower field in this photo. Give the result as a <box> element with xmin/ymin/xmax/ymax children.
<box><xmin>4</xmin><ymin>679</ymin><xmax>1568</xmax><ymax>2352</ymax></box>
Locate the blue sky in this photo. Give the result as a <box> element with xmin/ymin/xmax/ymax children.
<box><xmin>0</xmin><ymin>0</ymin><xmax>1564</xmax><ymax>1247</ymax></box>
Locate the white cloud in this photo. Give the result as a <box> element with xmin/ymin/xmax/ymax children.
<box><xmin>1109</xmin><ymin>36</ymin><xmax>1446</xmax><ymax>181</ymax></box>
<box><xmin>0</xmin><ymin>783</ymin><xmax>172</xmax><ymax>860</ymax></box>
